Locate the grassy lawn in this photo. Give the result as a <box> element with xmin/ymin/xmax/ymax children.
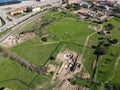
<box><xmin>73</xmin><ymin>17</ymin><xmax>120</xmax><ymax>89</ymax></box>
<box><xmin>13</xmin><ymin>13</ymin><xmax>26</xmax><ymax>19</ymax></box>
<box><xmin>96</xmin><ymin>17</ymin><xmax>120</xmax><ymax>83</ymax></box>
<box><xmin>47</xmin><ymin>17</ymin><xmax>95</xmax><ymax>45</ymax></box>
<box><xmin>0</xmin><ymin>29</ymin><xmax>11</xmax><ymax>37</ymax></box>
<box><xmin>16</xmin><ymin>19</ymin><xmax>39</xmax><ymax>34</ymax></box>
<box><xmin>10</xmin><ymin>10</ymin><xmax>95</xmax><ymax>67</ymax></box>
<box><xmin>0</xmin><ymin>57</ymin><xmax>52</xmax><ymax>90</ymax></box>
<box><xmin>10</xmin><ymin>37</ymin><xmax>60</xmax><ymax>66</ymax></box>
<box><xmin>4</xmin><ymin>10</ymin><xmax>120</xmax><ymax>90</ymax></box>
<box><xmin>82</xmin><ymin>33</ymin><xmax>100</xmax><ymax>77</ymax></box>
<box><xmin>29</xmin><ymin>74</ymin><xmax>54</xmax><ymax>90</ymax></box>
<box><xmin>112</xmin><ymin>60</ymin><xmax>120</xmax><ymax>84</ymax></box>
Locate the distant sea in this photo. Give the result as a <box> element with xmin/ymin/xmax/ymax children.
<box><xmin>0</xmin><ymin>0</ymin><xmax>21</xmax><ymax>2</ymax></box>
<box><xmin>0</xmin><ymin>0</ymin><xmax>29</xmax><ymax>3</ymax></box>
<box><xmin>0</xmin><ymin>0</ymin><xmax>28</xmax><ymax>5</ymax></box>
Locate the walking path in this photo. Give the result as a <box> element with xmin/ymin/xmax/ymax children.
<box><xmin>53</xmin><ymin>24</ymin><xmax>102</xmax><ymax>89</ymax></box>
<box><xmin>80</xmin><ymin>24</ymin><xmax>102</xmax><ymax>72</ymax></box>
<box><xmin>34</xmin><ymin>41</ymin><xmax>59</xmax><ymax>46</ymax></box>
<box><xmin>79</xmin><ymin>32</ymin><xmax>97</xmax><ymax>72</ymax></box>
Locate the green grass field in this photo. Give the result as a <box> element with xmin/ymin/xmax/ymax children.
<box><xmin>47</xmin><ymin>17</ymin><xmax>94</xmax><ymax>44</ymax></box>
<box><xmin>7</xmin><ymin>11</ymin><xmax>97</xmax><ymax>89</ymax></box>
<box><xmin>1</xmin><ymin>10</ymin><xmax>120</xmax><ymax>90</ymax></box>
<box><xmin>10</xmin><ymin>37</ymin><xmax>59</xmax><ymax>66</ymax></box>
<box><xmin>96</xmin><ymin>17</ymin><xmax>120</xmax><ymax>84</ymax></box>
<box><xmin>82</xmin><ymin>33</ymin><xmax>101</xmax><ymax>76</ymax></box>
<box><xmin>0</xmin><ymin>57</ymin><xmax>52</xmax><ymax>90</ymax></box>
<box><xmin>10</xmin><ymin>10</ymin><xmax>95</xmax><ymax>67</ymax></box>
<box><xmin>68</xmin><ymin>17</ymin><xmax>120</xmax><ymax>90</ymax></box>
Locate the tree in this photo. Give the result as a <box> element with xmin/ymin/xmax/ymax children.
<box><xmin>26</xmin><ymin>7</ymin><xmax>32</xmax><ymax>12</ymax></box>
<box><xmin>104</xmin><ymin>43</ymin><xmax>111</xmax><ymax>47</ymax></box>
<box><xmin>91</xmin><ymin>45</ymin><xmax>97</xmax><ymax>49</ymax></box>
<box><xmin>108</xmin><ymin>38</ymin><xmax>118</xmax><ymax>44</ymax></box>
<box><xmin>112</xmin><ymin>39</ymin><xmax>118</xmax><ymax>44</ymax></box>
<box><xmin>65</xmin><ymin>4</ymin><xmax>72</xmax><ymax>9</ymax></box>
<box><xmin>98</xmin><ymin>37</ymin><xmax>105</xmax><ymax>40</ymax></box>
<box><xmin>41</xmin><ymin>37</ymin><xmax>47</xmax><ymax>42</ymax></box>
<box><xmin>50</xmin><ymin>56</ymin><xmax>55</xmax><ymax>60</ymax></box>
<box><xmin>0</xmin><ymin>87</ymin><xmax>5</xmax><ymax>90</ymax></box>
<box><xmin>52</xmin><ymin>7</ymin><xmax>58</xmax><ymax>11</ymax></box>
<box><xmin>0</xmin><ymin>47</ymin><xmax>2</xmax><ymax>52</ymax></box>
<box><xmin>104</xmin><ymin>24</ymin><xmax>114</xmax><ymax>31</ymax></box>
<box><xmin>114</xmin><ymin>5</ymin><xmax>120</xmax><ymax>13</ymax></box>
<box><xmin>73</xmin><ymin>3</ymin><xmax>80</xmax><ymax>10</ymax></box>
<box><xmin>94</xmin><ymin>48</ymin><xmax>106</xmax><ymax>56</ymax></box>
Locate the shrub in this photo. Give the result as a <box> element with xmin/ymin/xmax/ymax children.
<box><xmin>41</xmin><ymin>37</ymin><xmax>47</xmax><ymax>42</ymax></box>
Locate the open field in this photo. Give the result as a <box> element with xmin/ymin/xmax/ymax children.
<box><xmin>10</xmin><ymin>10</ymin><xmax>95</xmax><ymax>67</ymax></box>
<box><xmin>10</xmin><ymin>37</ymin><xmax>60</xmax><ymax>66</ymax></box>
<box><xmin>47</xmin><ymin>17</ymin><xmax>94</xmax><ymax>44</ymax></box>
<box><xmin>112</xmin><ymin>60</ymin><xmax>120</xmax><ymax>84</ymax></box>
<box><xmin>67</xmin><ymin>17</ymin><xmax>120</xmax><ymax>90</ymax></box>
<box><xmin>0</xmin><ymin>57</ymin><xmax>52</xmax><ymax>90</ymax></box>
<box><xmin>1</xmin><ymin>9</ymin><xmax>120</xmax><ymax>90</ymax></box>
<box><xmin>96</xmin><ymin>17</ymin><xmax>120</xmax><ymax>83</ymax></box>
<box><xmin>82</xmin><ymin>33</ymin><xmax>100</xmax><ymax>76</ymax></box>
<box><xmin>15</xmin><ymin>19</ymin><xmax>39</xmax><ymax>34</ymax></box>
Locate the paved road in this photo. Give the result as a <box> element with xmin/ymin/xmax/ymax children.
<box><xmin>0</xmin><ymin>1</ymin><xmax>61</xmax><ymax>43</ymax></box>
<box><xmin>0</xmin><ymin>0</ymin><xmax>60</xmax><ymax>31</ymax></box>
<box><xmin>0</xmin><ymin>10</ymin><xmax>49</xmax><ymax>43</ymax></box>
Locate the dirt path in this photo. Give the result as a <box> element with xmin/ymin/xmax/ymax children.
<box><xmin>54</xmin><ymin>25</ymin><xmax>101</xmax><ymax>89</ymax></box>
<box><xmin>34</xmin><ymin>41</ymin><xmax>59</xmax><ymax>46</ymax></box>
<box><xmin>80</xmin><ymin>24</ymin><xmax>102</xmax><ymax>72</ymax></box>
<box><xmin>51</xmin><ymin>66</ymin><xmax>60</xmax><ymax>84</ymax></box>
<box><xmin>79</xmin><ymin>32</ymin><xmax>97</xmax><ymax>72</ymax></box>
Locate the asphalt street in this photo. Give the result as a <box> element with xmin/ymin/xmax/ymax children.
<box><xmin>0</xmin><ymin>0</ymin><xmax>60</xmax><ymax>31</ymax></box>
<box><xmin>0</xmin><ymin>0</ymin><xmax>60</xmax><ymax>43</ymax></box>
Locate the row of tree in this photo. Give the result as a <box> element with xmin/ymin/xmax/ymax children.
<box><xmin>65</xmin><ymin>3</ymin><xmax>81</xmax><ymax>10</ymax></box>
<box><xmin>0</xmin><ymin>46</ymin><xmax>47</xmax><ymax>73</ymax></box>
<box><xmin>92</xmin><ymin>23</ymin><xmax>118</xmax><ymax>81</ymax></box>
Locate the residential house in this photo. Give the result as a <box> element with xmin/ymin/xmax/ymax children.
<box><xmin>9</xmin><ymin>8</ymin><xmax>26</xmax><ymax>15</ymax></box>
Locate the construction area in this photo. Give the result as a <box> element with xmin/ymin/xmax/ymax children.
<box><xmin>48</xmin><ymin>49</ymin><xmax>89</xmax><ymax>90</ymax></box>
<box><xmin>0</xmin><ymin>32</ymin><xmax>36</xmax><ymax>47</ymax></box>
<box><xmin>76</xmin><ymin>8</ymin><xmax>109</xmax><ymax>22</ymax></box>
<box><xmin>56</xmin><ymin>49</ymin><xmax>81</xmax><ymax>80</ymax></box>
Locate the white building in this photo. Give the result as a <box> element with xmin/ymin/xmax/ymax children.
<box><xmin>32</xmin><ymin>7</ymin><xmax>41</xmax><ymax>12</ymax></box>
<box><xmin>39</xmin><ymin>0</ymin><xmax>46</xmax><ymax>2</ymax></box>
<box><xmin>68</xmin><ymin>0</ymin><xmax>78</xmax><ymax>4</ymax></box>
